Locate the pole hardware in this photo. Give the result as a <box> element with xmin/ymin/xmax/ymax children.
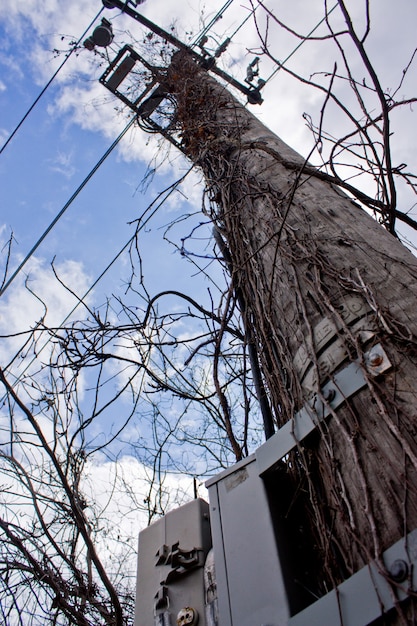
<box><xmin>83</xmin><ymin>18</ymin><xmax>114</xmax><ymax>50</ymax></box>
<box><xmin>103</xmin><ymin>0</ymin><xmax>147</xmax><ymax>7</ymax></box>
<box><xmin>197</xmin><ymin>35</ymin><xmax>231</xmax><ymax>62</ymax></box>
<box><xmin>364</xmin><ymin>344</ymin><xmax>391</xmax><ymax>375</ymax></box>
<box><xmin>176</xmin><ymin>606</ymin><xmax>199</xmax><ymax>626</ymax></box>
<box><xmin>155</xmin><ymin>542</ymin><xmax>206</xmax><ymax>584</ymax></box>
<box><xmin>293</xmin><ymin>295</ymin><xmax>375</xmax><ymax>395</ymax></box>
<box><xmin>154</xmin><ymin>586</ymin><xmax>171</xmax><ymax>626</ymax></box>
<box><xmin>99</xmin><ymin>44</ymin><xmax>162</xmax><ymax>106</ymax></box>
<box><xmin>323</xmin><ymin>388</ymin><xmax>336</xmax><ymax>402</ymax></box>
<box><xmin>288</xmin><ymin>528</ymin><xmax>417</xmax><ymax>626</ymax></box>
<box><xmin>389</xmin><ymin>559</ymin><xmax>409</xmax><ymax>583</ymax></box>
<box><xmin>98</xmin><ymin>45</ymin><xmax>184</xmax><ymax>152</ymax></box>
<box><xmin>245</xmin><ymin>57</ymin><xmax>266</xmax><ymax>96</ymax></box>
<box><xmin>98</xmin><ymin>0</ymin><xmax>265</xmax><ymax>104</ymax></box>
<box><xmin>257</xmin><ymin>342</ymin><xmax>392</xmax><ymax>477</ymax></box>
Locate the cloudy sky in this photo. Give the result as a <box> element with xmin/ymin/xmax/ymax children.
<box><xmin>0</xmin><ymin>0</ymin><xmax>416</xmax><ymax>588</ymax></box>
<box><xmin>1</xmin><ymin>0</ymin><xmax>416</xmax><ymax>332</ymax></box>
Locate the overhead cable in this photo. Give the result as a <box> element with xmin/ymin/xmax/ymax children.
<box><xmin>0</xmin><ymin>8</ymin><xmax>104</xmax><ymax>157</ymax></box>
<box><xmin>0</xmin><ymin>116</ymin><xmax>135</xmax><ymax>297</ymax></box>
<box><xmin>263</xmin><ymin>3</ymin><xmax>338</xmax><ymax>87</ymax></box>
<box><xmin>225</xmin><ymin>1</ymin><xmax>259</xmax><ymax>42</ymax></box>
<box><xmin>190</xmin><ymin>0</ymin><xmax>234</xmax><ymax>48</ymax></box>
<box><xmin>1</xmin><ymin>166</ymin><xmax>195</xmax><ymax>397</ymax></box>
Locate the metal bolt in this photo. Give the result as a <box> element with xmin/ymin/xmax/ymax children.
<box><xmin>323</xmin><ymin>388</ymin><xmax>336</xmax><ymax>402</ymax></box>
<box><xmin>364</xmin><ymin>343</ymin><xmax>392</xmax><ymax>376</ymax></box>
<box><xmin>389</xmin><ymin>559</ymin><xmax>408</xmax><ymax>583</ymax></box>
<box><xmin>368</xmin><ymin>352</ymin><xmax>384</xmax><ymax>367</ymax></box>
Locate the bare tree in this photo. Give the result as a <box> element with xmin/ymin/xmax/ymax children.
<box><xmin>0</xmin><ymin>254</ymin><xmax>256</xmax><ymax>624</ymax></box>
<box><xmin>250</xmin><ymin>0</ymin><xmax>417</xmax><ymax>236</ymax></box>
<box><xmin>1</xmin><ymin>1</ymin><xmax>417</xmax><ymax>624</ymax></box>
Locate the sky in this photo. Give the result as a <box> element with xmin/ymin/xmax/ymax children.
<box><xmin>1</xmin><ymin>0</ymin><xmax>416</xmax><ymax>329</ymax></box>
<box><xmin>0</xmin><ymin>0</ymin><xmax>416</xmax><ymax>598</ymax></box>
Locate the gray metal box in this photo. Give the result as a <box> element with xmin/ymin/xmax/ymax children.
<box><xmin>206</xmin><ymin>456</ymin><xmax>291</xmax><ymax>626</ymax></box>
<box><xmin>134</xmin><ymin>498</ymin><xmax>212</xmax><ymax>626</ymax></box>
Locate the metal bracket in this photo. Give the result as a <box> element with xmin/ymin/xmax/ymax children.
<box><xmin>154</xmin><ymin>585</ymin><xmax>169</xmax><ymax>612</ymax></box>
<box><xmin>99</xmin><ymin>45</ymin><xmax>162</xmax><ymax>110</ymax></box>
<box><xmin>101</xmin><ymin>0</ymin><xmax>264</xmax><ymax>104</ymax></box>
<box><xmin>257</xmin><ymin>344</ymin><xmax>391</xmax><ymax>476</ymax></box>
<box><xmin>289</xmin><ymin>528</ymin><xmax>417</xmax><ymax>626</ymax></box>
<box><xmin>155</xmin><ymin>542</ymin><xmax>205</xmax><ymax>584</ymax></box>
<box><xmin>99</xmin><ymin>45</ymin><xmax>187</xmax><ymax>152</ymax></box>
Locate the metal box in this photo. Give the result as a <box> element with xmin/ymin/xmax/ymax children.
<box><xmin>206</xmin><ymin>455</ymin><xmax>291</xmax><ymax>626</ymax></box>
<box><xmin>134</xmin><ymin>498</ymin><xmax>212</xmax><ymax>626</ymax></box>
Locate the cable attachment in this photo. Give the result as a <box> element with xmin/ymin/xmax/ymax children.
<box><xmin>84</xmin><ymin>18</ymin><xmax>114</xmax><ymax>50</ymax></box>
<box><xmin>214</xmin><ymin>37</ymin><xmax>230</xmax><ymax>58</ymax></box>
<box><xmin>244</xmin><ymin>56</ymin><xmax>265</xmax><ymax>104</ymax></box>
<box><xmin>245</xmin><ymin>56</ymin><xmax>263</xmax><ymax>86</ymax></box>
<box><xmin>102</xmin><ymin>0</ymin><xmax>146</xmax><ymax>7</ymax></box>
<box><xmin>196</xmin><ymin>35</ymin><xmax>215</xmax><ymax>69</ymax></box>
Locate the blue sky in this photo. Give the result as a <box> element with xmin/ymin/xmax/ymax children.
<box><xmin>1</xmin><ymin>0</ymin><xmax>417</xmax><ymax>462</ymax></box>
<box><xmin>0</xmin><ymin>0</ymin><xmax>416</xmax><ymax>568</ymax></box>
<box><xmin>1</xmin><ymin>0</ymin><xmax>416</xmax><ymax>317</ymax></box>
<box><xmin>1</xmin><ymin>1</ymin><xmax>416</xmax><ymax>292</ymax></box>
<box><xmin>0</xmin><ymin>2</ymin><xmax>221</xmax><ymax>318</ymax></box>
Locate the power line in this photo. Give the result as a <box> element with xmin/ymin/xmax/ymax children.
<box><xmin>0</xmin><ymin>116</ymin><xmax>135</xmax><ymax>297</ymax></box>
<box><xmin>1</xmin><ymin>1</ymin><xmax>341</xmax><ymax>387</ymax></box>
<box><xmin>263</xmin><ymin>3</ymin><xmax>338</xmax><ymax>87</ymax></box>
<box><xmin>0</xmin><ymin>2</ymin><xmax>239</xmax><ymax>303</ymax></box>
<box><xmin>190</xmin><ymin>0</ymin><xmax>235</xmax><ymax>48</ymax></box>
<box><xmin>225</xmin><ymin>2</ymin><xmax>259</xmax><ymax>42</ymax></box>
<box><xmin>0</xmin><ymin>8</ymin><xmax>104</xmax><ymax>157</ymax></box>
<box><xmin>0</xmin><ymin>3</ymin><xmax>341</xmax><ymax>300</ymax></box>
<box><xmin>0</xmin><ymin>167</ymin><xmax>195</xmax><ymax>397</ymax></box>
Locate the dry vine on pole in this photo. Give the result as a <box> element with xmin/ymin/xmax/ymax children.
<box><xmin>1</xmin><ymin>1</ymin><xmax>417</xmax><ymax>624</ymax></box>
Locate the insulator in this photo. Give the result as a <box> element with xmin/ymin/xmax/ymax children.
<box><xmin>83</xmin><ymin>37</ymin><xmax>95</xmax><ymax>51</ymax></box>
<box><xmin>92</xmin><ymin>19</ymin><xmax>114</xmax><ymax>47</ymax></box>
<box><xmin>214</xmin><ymin>38</ymin><xmax>230</xmax><ymax>58</ymax></box>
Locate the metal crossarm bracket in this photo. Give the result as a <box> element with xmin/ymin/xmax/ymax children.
<box><xmin>101</xmin><ymin>0</ymin><xmax>264</xmax><ymax>104</ymax></box>
<box><xmin>100</xmin><ymin>45</ymin><xmax>184</xmax><ymax>152</ymax></box>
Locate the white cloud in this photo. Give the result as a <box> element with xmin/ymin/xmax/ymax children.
<box><xmin>80</xmin><ymin>454</ymin><xmax>200</xmax><ymax>581</ymax></box>
<box><xmin>0</xmin><ymin>248</ymin><xmax>93</xmax><ymax>389</ymax></box>
<box><xmin>47</xmin><ymin>149</ymin><xmax>77</xmax><ymax>178</ymax></box>
<box><xmin>0</xmin><ymin>256</ymin><xmax>91</xmax><ymax>332</ymax></box>
<box><xmin>0</xmin><ymin>6</ymin><xmax>416</xmax><ymax>608</ymax></box>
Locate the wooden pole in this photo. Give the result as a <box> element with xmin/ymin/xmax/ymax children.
<box><xmin>164</xmin><ymin>53</ymin><xmax>417</xmax><ymax>620</ymax></box>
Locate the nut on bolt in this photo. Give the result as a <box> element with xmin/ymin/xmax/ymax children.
<box><xmin>323</xmin><ymin>388</ymin><xmax>336</xmax><ymax>402</ymax></box>
<box><xmin>389</xmin><ymin>559</ymin><xmax>409</xmax><ymax>583</ymax></box>
<box><xmin>364</xmin><ymin>343</ymin><xmax>392</xmax><ymax>376</ymax></box>
<box><xmin>369</xmin><ymin>352</ymin><xmax>384</xmax><ymax>367</ymax></box>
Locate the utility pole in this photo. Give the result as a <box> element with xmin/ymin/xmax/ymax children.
<box><xmin>94</xmin><ymin>4</ymin><xmax>417</xmax><ymax>621</ymax></box>
<box><xmin>166</xmin><ymin>53</ymin><xmax>417</xmax><ymax>621</ymax></box>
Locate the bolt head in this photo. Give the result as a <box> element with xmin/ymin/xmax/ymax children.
<box><xmin>389</xmin><ymin>559</ymin><xmax>408</xmax><ymax>583</ymax></box>
<box><xmin>323</xmin><ymin>388</ymin><xmax>336</xmax><ymax>402</ymax></box>
<box><xmin>369</xmin><ymin>352</ymin><xmax>384</xmax><ymax>367</ymax></box>
<box><xmin>177</xmin><ymin>607</ymin><xmax>198</xmax><ymax>626</ymax></box>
